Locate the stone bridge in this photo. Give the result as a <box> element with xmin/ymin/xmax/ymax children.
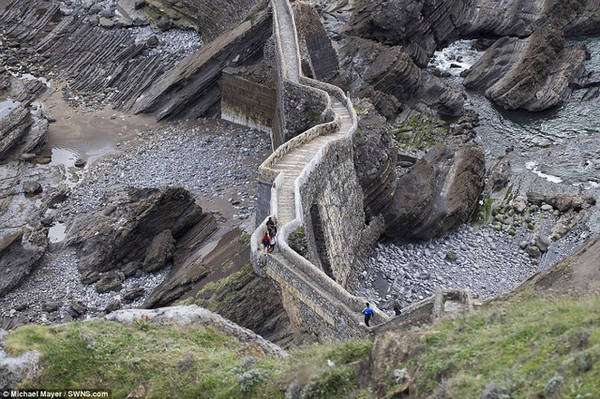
<box><xmin>250</xmin><ymin>0</ymin><xmax>389</xmax><ymax>339</ymax></box>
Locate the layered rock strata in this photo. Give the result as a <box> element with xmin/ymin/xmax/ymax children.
<box><xmin>384</xmin><ymin>112</ymin><xmax>485</xmax><ymax>240</ymax></box>
<box><xmin>66</xmin><ymin>187</ymin><xmax>217</xmax><ymax>290</ymax></box>
<box><xmin>132</xmin><ymin>7</ymin><xmax>272</xmax><ymax>119</ymax></box>
<box><xmin>336</xmin><ymin>36</ymin><xmax>464</xmax><ymax>117</ymax></box>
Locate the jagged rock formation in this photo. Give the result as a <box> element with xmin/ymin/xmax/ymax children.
<box><xmin>143</xmin><ymin>0</ymin><xmax>264</xmax><ymax>40</ymax></box>
<box><xmin>346</xmin><ymin>0</ymin><xmax>598</xmax><ymax>65</ymax></box>
<box><xmin>336</xmin><ymin>36</ymin><xmax>464</xmax><ymax>117</ymax></box>
<box><xmin>0</xmin><ymin>105</ymin><xmax>32</xmax><ymax>161</ymax></box>
<box><xmin>346</xmin><ymin>0</ymin><xmax>541</xmax><ymax>66</ymax></box>
<box><xmin>104</xmin><ymin>305</ymin><xmax>288</xmax><ymax>358</ymax></box>
<box><xmin>521</xmin><ymin>235</ymin><xmax>600</xmax><ymax>292</ymax></box>
<box><xmin>384</xmin><ymin>112</ymin><xmax>485</xmax><ymax>240</ymax></box>
<box><xmin>345</xmin><ymin>0</ymin><xmax>599</xmax><ymax>112</ymax></box>
<box><xmin>143</xmin><ymin>225</ymin><xmax>238</xmax><ymax>308</ymax></box>
<box><xmin>0</xmin><ymin>0</ymin><xmax>267</xmax><ymax>117</ymax></box>
<box><xmin>352</xmin><ymin>99</ymin><xmax>397</xmax><ymax>220</ymax></box>
<box><xmin>193</xmin><ymin>262</ymin><xmax>299</xmax><ymax>347</ymax></box>
<box><xmin>65</xmin><ymin>187</ymin><xmax>217</xmax><ymax>288</ymax></box>
<box><xmin>0</xmin><ymin>103</ymin><xmax>49</xmax><ymax>162</ymax></box>
<box><xmin>0</xmin><ymin>228</ymin><xmax>48</xmax><ymax>297</ymax></box>
<box><xmin>464</xmin><ymin>30</ymin><xmax>587</xmax><ymax>111</ymax></box>
<box><xmin>0</xmin><ymin>1</ymin><xmax>179</xmax><ymax>110</ymax></box>
<box><xmin>132</xmin><ymin>6</ymin><xmax>272</xmax><ymax>120</ymax></box>
<box><xmin>565</xmin><ymin>0</ymin><xmax>600</xmax><ymax>35</ymax></box>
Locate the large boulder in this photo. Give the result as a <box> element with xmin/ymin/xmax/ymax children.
<box><xmin>0</xmin><ymin>228</ymin><xmax>48</xmax><ymax>296</ymax></box>
<box><xmin>383</xmin><ymin>113</ymin><xmax>485</xmax><ymax>240</ymax></box>
<box><xmin>464</xmin><ymin>28</ymin><xmax>588</xmax><ymax>111</ymax></box>
<box><xmin>66</xmin><ymin>187</ymin><xmax>213</xmax><ymax>278</ymax></box>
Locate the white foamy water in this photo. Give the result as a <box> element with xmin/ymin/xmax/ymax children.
<box><xmin>525</xmin><ymin>161</ymin><xmax>563</xmax><ymax>183</ymax></box>
<box><xmin>428</xmin><ymin>39</ymin><xmax>484</xmax><ymax>76</ymax></box>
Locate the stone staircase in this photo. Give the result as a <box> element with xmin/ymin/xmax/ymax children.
<box><xmin>251</xmin><ymin>0</ymin><xmax>389</xmax><ymax>336</ymax></box>
<box><xmin>273</xmin><ymin>100</ymin><xmax>350</xmax><ymax>226</ymax></box>
<box><xmin>251</xmin><ymin>0</ymin><xmax>474</xmax><ymax>338</ymax></box>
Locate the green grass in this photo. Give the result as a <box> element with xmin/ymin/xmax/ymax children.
<box><xmin>5</xmin><ymin>321</ymin><xmax>373</xmax><ymax>399</ymax></box>
<box><xmin>192</xmin><ymin>263</ymin><xmax>257</xmax><ymax>313</ymax></box>
<box><xmin>405</xmin><ymin>294</ymin><xmax>600</xmax><ymax>398</ymax></box>
<box><xmin>6</xmin><ymin>293</ymin><xmax>599</xmax><ymax>398</ymax></box>
<box><xmin>391</xmin><ymin>113</ymin><xmax>448</xmax><ymax>151</ymax></box>
<box><xmin>5</xmin><ymin>321</ymin><xmax>246</xmax><ymax>398</ymax></box>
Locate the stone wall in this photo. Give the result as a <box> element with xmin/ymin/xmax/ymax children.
<box><xmin>251</xmin><ymin>0</ymin><xmax>389</xmax><ymax>339</ymax></box>
<box><xmin>266</xmin><ymin>259</ymin><xmax>361</xmax><ymax>339</ymax></box>
<box><xmin>281</xmin><ymin>80</ymin><xmax>331</xmax><ymax>142</ymax></box>
<box><xmin>220</xmin><ymin>72</ymin><xmax>276</xmax><ymax>133</ymax></box>
<box><xmin>298</xmin><ymin>139</ymin><xmax>377</xmax><ymax>288</ymax></box>
<box><xmin>255</xmin><ymin>179</ymin><xmax>273</xmax><ymax>228</ymax></box>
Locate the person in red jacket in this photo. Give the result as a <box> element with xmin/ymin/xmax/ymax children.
<box><xmin>261</xmin><ymin>233</ymin><xmax>271</xmax><ymax>252</ymax></box>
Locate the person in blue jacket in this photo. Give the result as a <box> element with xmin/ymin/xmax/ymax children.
<box><xmin>362</xmin><ymin>302</ymin><xmax>374</xmax><ymax>327</ymax></box>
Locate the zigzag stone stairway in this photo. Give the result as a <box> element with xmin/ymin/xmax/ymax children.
<box><xmin>251</xmin><ymin>0</ymin><xmax>473</xmax><ymax>338</ymax></box>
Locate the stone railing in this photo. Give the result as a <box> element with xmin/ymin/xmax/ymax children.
<box><xmin>251</xmin><ymin>0</ymin><xmax>389</xmax><ymax>337</ymax></box>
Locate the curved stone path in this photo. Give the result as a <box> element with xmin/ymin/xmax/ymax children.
<box><xmin>272</xmin><ymin>0</ymin><xmax>300</xmax><ymax>81</ymax></box>
<box><xmin>252</xmin><ymin>0</ymin><xmax>388</xmax><ymax>335</ymax></box>
<box><xmin>273</xmin><ymin>99</ymin><xmax>351</xmax><ymax>226</ymax></box>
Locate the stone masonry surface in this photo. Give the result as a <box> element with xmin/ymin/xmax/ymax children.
<box><xmin>251</xmin><ymin>0</ymin><xmax>389</xmax><ymax>339</ymax></box>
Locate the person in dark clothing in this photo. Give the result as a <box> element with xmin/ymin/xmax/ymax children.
<box><xmin>362</xmin><ymin>302</ymin><xmax>374</xmax><ymax>327</ymax></box>
<box><xmin>266</xmin><ymin>217</ymin><xmax>277</xmax><ymax>238</ymax></box>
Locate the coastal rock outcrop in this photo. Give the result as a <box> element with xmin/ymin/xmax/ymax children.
<box><xmin>0</xmin><ymin>105</ymin><xmax>32</xmax><ymax>161</ymax></box>
<box><xmin>336</xmin><ymin>37</ymin><xmax>464</xmax><ymax>118</ymax></box>
<box><xmin>132</xmin><ymin>6</ymin><xmax>272</xmax><ymax>120</ymax></box>
<box><xmin>0</xmin><ymin>103</ymin><xmax>49</xmax><ymax>162</ymax></box>
<box><xmin>384</xmin><ymin>112</ymin><xmax>485</xmax><ymax>240</ymax></box>
<box><xmin>345</xmin><ymin>0</ymin><xmax>542</xmax><ymax>67</ymax></box>
<box><xmin>352</xmin><ymin>99</ymin><xmax>397</xmax><ymax>220</ymax></box>
<box><xmin>293</xmin><ymin>1</ymin><xmax>339</xmax><ymax>80</ymax></box>
<box><xmin>464</xmin><ymin>29</ymin><xmax>588</xmax><ymax>111</ymax></box>
<box><xmin>143</xmin><ymin>0</ymin><xmax>264</xmax><ymax>40</ymax></box>
<box><xmin>0</xmin><ymin>228</ymin><xmax>48</xmax><ymax>296</ymax></box>
<box><xmin>66</xmin><ymin>187</ymin><xmax>216</xmax><ymax>282</ymax></box>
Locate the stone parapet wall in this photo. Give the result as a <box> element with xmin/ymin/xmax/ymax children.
<box><xmin>264</xmin><ymin>255</ymin><xmax>363</xmax><ymax>339</ymax></box>
<box><xmin>220</xmin><ymin>72</ymin><xmax>276</xmax><ymax>133</ymax></box>
<box><xmin>252</xmin><ymin>0</ymin><xmax>389</xmax><ymax>338</ymax></box>
<box><xmin>281</xmin><ymin>80</ymin><xmax>331</xmax><ymax>141</ymax></box>
<box><xmin>258</xmin><ymin>117</ymin><xmax>338</xmax><ymax>181</ymax></box>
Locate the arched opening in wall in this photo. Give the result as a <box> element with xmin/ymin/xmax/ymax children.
<box><xmin>310</xmin><ymin>203</ymin><xmax>334</xmax><ymax>280</ymax></box>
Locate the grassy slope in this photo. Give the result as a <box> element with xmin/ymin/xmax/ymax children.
<box><xmin>5</xmin><ymin>320</ymin><xmax>372</xmax><ymax>399</ymax></box>
<box><xmin>407</xmin><ymin>293</ymin><xmax>600</xmax><ymax>398</ymax></box>
<box><xmin>5</xmin><ymin>293</ymin><xmax>599</xmax><ymax>398</ymax></box>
